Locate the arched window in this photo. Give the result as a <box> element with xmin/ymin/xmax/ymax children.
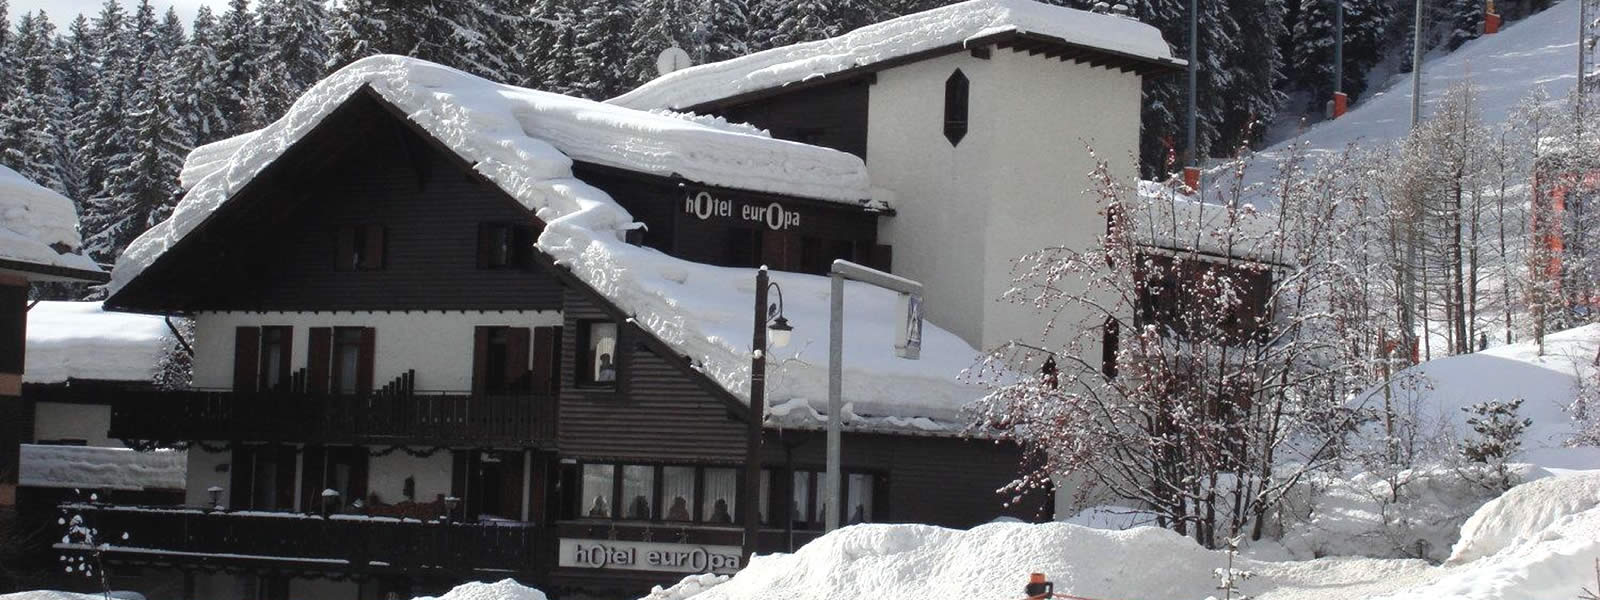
<box><xmin>944</xmin><ymin>69</ymin><xmax>969</xmax><ymax>146</ymax></box>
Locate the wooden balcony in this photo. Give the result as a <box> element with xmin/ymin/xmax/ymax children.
<box><xmin>106</xmin><ymin>387</ymin><xmax>555</xmax><ymax>447</ymax></box>
<box><xmin>57</xmin><ymin>503</ymin><xmax>545</xmax><ymax>576</ymax></box>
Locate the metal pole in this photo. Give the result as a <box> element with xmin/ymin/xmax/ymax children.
<box><xmin>825</xmin><ymin>272</ymin><xmax>844</xmax><ymax>533</ymax></box>
<box><xmin>742</xmin><ymin>267</ymin><xmax>770</xmax><ymax>560</ymax></box>
<box><xmin>1411</xmin><ymin>0</ymin><xmax>1425</xmax><ymax>129</ymax></box>
<box><xmin>1186</xmin><ymin>0</ymin><xmax>1198</xmax><ymax>166</ymax></box>
<box><xmin>1334</xmin><ymin>0</ymin><xmax>1344</xmax><ymax>95</ymax></box>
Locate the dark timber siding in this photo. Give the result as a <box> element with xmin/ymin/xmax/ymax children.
<box><xmin>712</xmin><ymin>78</ymin><xmax>872</xmax><ymax>159</ymax></box>
<box><xmin>556</xmin><ymin>290</ymin><xmax>747</xmax><ymax>461</ymax></box>
<box><xmin>109</xmin><ymin>93</ymin><xmax>563</xmax><ymax>313</ymax></box>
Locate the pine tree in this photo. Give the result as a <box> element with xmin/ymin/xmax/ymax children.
<box><xmin>175</xmin><ymin>6</ymin><xmax>231</xmax><ymax>145</ymax></box>
<box><xmin>215</xmin><ymin>0</ymin><xmax>257</xmax><ymax>136</ymax></box>
<box><xmin>571</xmin><ymin>1</ymin><xmax>635</xmax><ymax>99</ymax></box>
<box><xmin>55</xmin><ymin>14</ymin><xmax>97</xmax><ymax>200</ymax></box>
<box><xmin>75</xmin><ymin>0</ymin><xmax>132</xmax><ymax>206</ymax></box>
<box><xmin>701</xmin><ymin>0</ymin><xmax>752</xmax><ymax>62</ymax></box>
<box><xmin>627</xmin><ymin>0</ymin><xmax>695</xmax><ymax>87</ymax></box>
<box><xmin>254</xmin><ymin>0</ymin><xmax>330</xmax><ymax>127</ymax></box>
<box><xmin>1447</xmin><ymin>0</ymin><xmax>1484</xmax><ymax>50</ymax></box>
<box><xmin>83</xmin><ymin>54</ymin><xmax>193</xmax><ymax>263</ymax></box>
<box><xmin>327</xmin><ymin>0</ymin><xmax>396</xmax><ymax>70</ymax></box>
<box><xmin>0</xmin><ymin>11</ymin><xmax>69</xmax><ymax>195</ymax></box>
<box><xmin>517</xmin><ymin>0</ymin><xmax>577</xmax><ymax>90</ymax></box>
<box><xmin>1217</xmin><ymin>0</ymin><xmax>1285</xmax><ymax>151</ymax></box>
<box><xmin>771</xmin><ymin>0</ymin><xmax>835</xmax><ymax>48</ymax></box>
<box><xmin>0</xmin><ymin>0</ymin><xmax>14</xmax><ymax>108</ymax></box>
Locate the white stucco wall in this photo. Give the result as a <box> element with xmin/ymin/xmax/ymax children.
<box><xmin>32</xmin><ymin>402</ymin><xmax>114</xmax><ymax>447</ymax></box>
<box><xmin>191</xmin><ymin>310</ymin><xmax>562</xmax><ymax>392</ymax></box>
<box><xmin>868</xmin><ymin>48</ymin><xmax>1144</xmax><ymax>353</ymax></box>
<box><xmin>368</xmin><ymin>451</ymin><xmax>454</xmax><ymax>506</ymax></box>
<box><xmin>184</xmin><ymin>447</ymin><xmax>231</xmax><ymax>507</ymax></box>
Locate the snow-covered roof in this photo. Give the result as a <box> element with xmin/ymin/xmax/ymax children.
<box><xmin>25</xmin><ymin>301</ymin><xmax>172</xmax><ymax>384</ymax></box>
<box><xmin>111</xmin><ymin>55</ymin><xmax>983</xmax><ymax>434</ymax></box>
<box><xmin>0</xmin><ymin>164</ymin><xmax>103</xmax><ymax>279</ymax></box>
<box><xmin>19</xmin><ymin>444</ymin><xmax>186</xmax><ymax>491</ymax></box>
<box><xmin>610</xmin><ymin>0</ymin><xmax>1180</xmax><ymax>111</ymax></box>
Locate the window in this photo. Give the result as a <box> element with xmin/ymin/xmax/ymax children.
<box><xmin>577</xmin><ymin>321</ymin><xmax>619</xmax><ymax>387</ymax></box>
<box><xmin>336</xmin><ymin>224</ymin><xmax>385</xmax><ymax>271</ymax></box>
<box><xmin>330</xmin><ymin>327</ymin><xmax>372</xmax><ymax>394</ymax></box>
<box><xmin>705</xmin><ymin>468</ymin><xmax>738</xmax><ymax>525</ymax></box>
<box><xmin>478</xmin><ymin>222</ymin><xmax>533</xmax><ymax>270</ymax></box>
<box><xmin>944</xmin><ymin>69</ymin><xmax>969</xmax><ymax>146</ymax></box>
<box><xmin>582</xmin><ymin>464</ymin><xmax>615</xmax><ymax>518</ymax></box>
<box><xmin>846</xmin><ymin>473</ymin><xmax>874</xmax><ymax>524</ymax></box>
<box><xmin>474</xmin><ymin>326</ymin><xmax>531</xmax><ymax>393</ymax></box>
<box><xmin>622</xmin><ymin>465</ymin><xmax>655</xmax><ymax>520</ymax></box>
<box><xmin>258</xmin><ymin>326</ymin><xmax>292</xmax><ymax>391</ymax></box>
<box><xmin>791</xmin><ymin>471</ymin><xmax>814</xmax><ymax>530</ymax></box>
<box><xmin>663</xmin><ymin>466</ymin><xmax>696</xmax><ymax>522</ymax></box>
<box><xmin>302</xmin><ymin>446</ymin><xmax>368</xmax><ymax>514</ymax></box>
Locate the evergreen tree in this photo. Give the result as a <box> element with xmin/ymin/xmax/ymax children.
<box><xmin>701</xmin><ymin>0</ymin><xmax>752</xmax><ymax>62</ymax></box>
<box><xmin>1217</xmin><ymin>0</ymin><xmax>1285</xmax><ymax>151</ymax></box>
<box><xmin>627</xmin><ymin>0</ymin><xmax>695</xmax><ymax>87</ymax></box>
<box><xmin>0</xmin><ymin>11</ymin><xmax>69</xmax><ymax>194</ymax></box>
<box><xmin>175</xmin><ymin>6</ymin><xmax>231</xmax><ymax>145</ymax></box>
<box><xmin>215</xmin><ymin>0</ymin><xmax>257</xmax><ymax>136</ymax></box>
<box><xmin>771</xmin><ymin>0</ymin><xmax>835</xmax><ymax>48</ymax></box>
<box><xmin>0</xmin><ymin>0</ymin><xmax>14</xmax><ymax>108</ymax></box>
<box><xmin>75</xmin><ymin>0</ymin><xmax>133</xmax><ymax>207</ymax></box>
<box><xmin>517</xmin><ymin>0</ymin><xmax>578</xmax><ymax>90</ymax></box>
<box><xmin>156</xmin><ymin>7</ymin><xmax>186</xmax><ymax>56</ymax></box>
<box><xmin>571</xmin><ymin>1</ymin><xmax>635</xmax><ymax>99</ymax></box>
<box><xmin>83</xmin><ymin>53</ymin><xmax>193</xmax><ymax>263</ymax></box>
<box><xmin>55</xmin><ymin>14</ymin><xmax>97</xmax><ymax>200</ymax></box>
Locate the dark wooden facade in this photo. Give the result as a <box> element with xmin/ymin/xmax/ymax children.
<box><xmin>703</xmin><ymin>78</ymin><xmax>872</xmax><ymax>159</ymax></box>
<box><xmin>86</xmin><ymin>87</ymin><xmax>1045</xmax><ymax>599</ymax></box>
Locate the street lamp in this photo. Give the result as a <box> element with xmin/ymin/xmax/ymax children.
<box><xmin>743</xmin><ymin>266</ymin><xmax>792</xmax><ymax>560</ymax></box>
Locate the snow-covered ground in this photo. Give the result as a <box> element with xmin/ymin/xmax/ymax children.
<box><xmin>24</xmin><ymin>301</ymin><xmax>174</xmax><ymax>384</ymax></box>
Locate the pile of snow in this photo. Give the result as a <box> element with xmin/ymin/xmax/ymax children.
<box><xmin>0</xmin><ymin>164</ymin><xmax>100</xmax><ymax>274</ymax></box>
<box><xmin>1360</xmin><ymin>323</ymin><xmax>1600</xmax><ymax>470</ymax></box>
<box><xmin>643</xmin><ymin>573</ymin><xmax>731</xmax><ymax>600</ymax></box>
<box><xmin>612</xmin><ymin>0</ymin><xmax>1178</xmax><ymax>111</ymax></box>
<box><xmin>111</xmin><ymin>56</ymin><xmax>981</xmax><ymax>431</ymax></box>
<box><xmin>0</xmin><ymin>592</ymin><xmax>144</xmax><ymax>600</ymax></box>
<box><xmin>25</xmin><ymin>301</ymin><xmax>173</xmax><ymax>384</ymax></box>
<box><xmin>18</xmin><ymin>444</ymin><xmax>186</xmax><ymax>492</ymax></box>
<box><xmin>1449</xmin><ymin>470</ymin><xmax>1600</xmax><ymax>564</ymax></box>
<box><xmin>414</xmin><ymin>580</ymin><xmax>546</xmax><ymax>600</ymax></box>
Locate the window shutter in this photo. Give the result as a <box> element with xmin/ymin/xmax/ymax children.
<box><xmin>361</xmin><ymin>225</ymin><xmax>386</xmax><ymax>270</ymax></box>
<box><xmin>307</xmin><ymin>328</ymin><xmax>332</xmax><ymax>394</ymax></box>
<box><xmin>357</xmin><ymin>328</ymin><xmax>376</xmax><ymax>394</ymax></box>
<box><xmin>233</xmin><ymin>327</ymin><xmax>260</xmax><ymax>392</ymax></box>
<box><xmin>506</xmin><ymin>327</ymin><xmax>532</xmax><ymax>391</ymax></box>
<box><xmin>299</xmin><ymin>445</ymin><xmax>326</xmax><ymax>512</ymax></box>
<box><xmin>335</xmin><ymin>225</ymin><xmax>356</xmax><ymax>272</ymax></box>
<box><xmin>471</xmin><ymin>326</ymin><xmax>491</xmax><ymax>395</ymax></box>
<box><xmin>531</xmin><ymin>327</ymin><xmax>556</xmax><ymax>396</ymax></box>
<box><xmin>229</xmin><ymin>446</ymin><xmax>253</xmax><ymax>510</ymax></box>
<box><xmin>476</xmin><ymin>224</ymin><xmax>494</xmax><ymax>269</ymax></box>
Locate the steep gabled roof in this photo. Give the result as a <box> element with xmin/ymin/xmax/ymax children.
<box><xmin>109</xmin><ymin>56</ymin><xmax>986</xmax><ymax>435</ymax></box>
<box><xmin>610</xmin><ymin>0</ymin><xmax>1182</xmax><ymax>112</ymax></box>
<box><xmin>0</xmin><ymin>164</ymin><xmax>105</xmax><ymax>282</ymax></box>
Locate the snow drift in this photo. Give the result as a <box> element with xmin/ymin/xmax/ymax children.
<box><xmin>1449</xmin><ymin>470</ymin><xmax>1600</xmax><ymax>564</ymax></box>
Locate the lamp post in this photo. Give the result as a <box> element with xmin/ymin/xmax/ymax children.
<box><xmin>743</xmin><ymin>266</ymin><xmax>791</xmax><ymax>561</ymax></box>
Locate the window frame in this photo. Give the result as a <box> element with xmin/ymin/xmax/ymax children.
<box><xmin>567</xmin><ymin>462</ymin><xmax>772</xmax><ymax>528</ymax></box>
<box><xmin>335</xmin><ymin>224</ymin><xmax>386</xmax><ymax>272</ymax></box>
<box><xmin>943</xmin><ymin>69</ymin><xmax>970</xmax><ymax>146</ymax></box>
<box><xmin>478</xmin><ymin>222</ymin><xmax>534</xmax><ymax>270</ymax></box>
<box><xmin>574</xmin><ymin>319</ymin><xmax>621</xmax><ymax>389</ymax></box>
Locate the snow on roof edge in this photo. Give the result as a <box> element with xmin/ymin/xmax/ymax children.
<box><xmin>0</xmin><ymin>164</ymin><xmax>103</xmax><ymax>277</ymax></box>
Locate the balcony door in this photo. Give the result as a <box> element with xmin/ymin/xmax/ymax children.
<box><xmin>451</xmin><ymin>450</ymin><xmax>525</xmax><ymax>522</ymax></box>
<box><xmin>306</xmin><ymin>326</ymin><xmax>375</xmax><ymax>395</ymax></box>
<box><xmin>473</xmin><ymin>325</ymin><xmax>561</xmax><ymax>395</ymax></box>
<box><xmin>229</xmin><ymin>444</ymin><xmax>296</xmax><ymax>511</ymax></box>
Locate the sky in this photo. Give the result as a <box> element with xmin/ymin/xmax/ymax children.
<box><xmin>8</xmin><ymin>1</ymin><xmax>210</xmax><ymax>27</ymax></box>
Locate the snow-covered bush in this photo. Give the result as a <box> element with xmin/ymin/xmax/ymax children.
<box><xmin>1458</xmin><ymin>399</ymin><xmax>1532</xmax><ymax>491</ymax></box>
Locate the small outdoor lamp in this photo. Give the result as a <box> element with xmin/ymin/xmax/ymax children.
<box><xmin>765</xmin><ymin>275</ymin><xmax>792</xmax><ymax>348</ymax></box>
<box><xmin>444</xmin><ymin>495</ymin><xmax>461</xmax><ymax>522</ymax></box>
<box><xmin>207</xmin><ymin>486</ymin><xmax>224</xmax><ymax>510</ymax></box>
<box><xmin>321</xmin><ymin>488</ymin><xmax>340</xmax><ymax>516</ymax></box>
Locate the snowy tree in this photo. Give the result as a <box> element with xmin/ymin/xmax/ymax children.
<box><xmin>1458</xmin><ymin>398</ymin><xmax>1529</xmax><ymax>491</ymax></box>
<box><xmin>517</xmin><ymin>0</ymin><xmax>578</xmax><ymax>91</ymax></box>
<box><xmin>627</xmin><ymin>0</ymin><xmax>695</xmax><ymax>86</ymax></box>
<box><xmin>83</xmin><ymin>52</ymin><xmax>193</xmax><ymax>264</ymax></box>
<box><xmin>770</xmin><ymin>0</ymin><xmax>835</xmax><ymax>48</ymax></box>
<box><xmin>256</xmin><ymin>0</ymin><xmax>330</xmax><ymax>99</ymax></box>
<box><xmin>701</xmin><ymin>0</ymin><xmax>753</xmax><ymax>62</ymax></box>
<box><xmin>215</xmin><ymin>0</ymin><xmax>257</xmax><ymax>136</ymax></box>
<box><xmin>571</xmin><ymin>1</ymin><xmax>635</xmax><ymax>99</ymax></box>
<box><xmin>174</xmin><ymin>6</ymin><xmax>232</xmax><ymax>145</ymax></box>
<box><xmin>0</xmin><ymin>11</ymin><xmax>69</xmax><ymax>195</ymax></box>
<box><xmin>54</xmin><ymin>14</ymin><xmax>97</xmax><ymax>200</ymax></box>
<box><xmin>0</xmin><ymin>0</ymin><xmax>14</xmax><ymax>109</ymax></box>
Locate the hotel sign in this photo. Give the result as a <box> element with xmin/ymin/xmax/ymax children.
<box><xmin>684</xmin><ymin>191</ymin><xmax>802</xmax><ymax>231</ymax></box>
<box><xmin>558</xmin><ymin>538</ymin><xmax>743</xmax><ymax>574</ymax></box>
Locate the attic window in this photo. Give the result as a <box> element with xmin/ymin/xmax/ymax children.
<box><xmin>944</xmin><ymin>69</ymin><xmax>969</xmax><ymax>146</ymax></box>
<box><xmin>336</xmin><ymin>224</ymin><xmax>385</xmax><ymax>271</ymax></box>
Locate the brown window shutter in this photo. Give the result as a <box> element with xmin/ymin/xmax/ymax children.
<box><xmin>476</xmin><ymin>224</ymin><xmax>494</xmax><ymax>269</ymax></box>
<box><xmin>357</xmin><ymin>328</ymin><xmax>376</xmax><ymax>394</ymax></box>
<box><xmin>335</xmin><ymin>225</ymin><xmax>356</xmax><ymax>272</ymax></box>
<box><xmin>233</xmin><ymin>327</ymin><xmax>260</xmax><ymax>392</ymax></box>
<box><xmin>531</xmin><ymin>327</ymin><xmax>556</xmax><ymax>396</ymax></box>
<box><xmin>506</xmin><ymin>327</ymin><xmax>531</xmax><ymax>391</ymax></box>
<box><xmin>362</xmin><ymin>225</ymin><xmax>385</xmax><ymax>270</ymax></box>
<box><xmin>299</xmin><ymin>445</ymin><xmax>326</xmax><ymax>511</ymax></box>
<box><xmin>471</xmin><ymin>326</ymin><xmax>491</xmax><ymax>395</ymax></box>
<box><xmin>307</xmin><ymin>327</ymin><xmax>332</xmax><ymax>394</ymax></box>
<box><xmin>229</xmin><ymin>446</ymin><xmax>253</xmax><ymax>510</ymax></box>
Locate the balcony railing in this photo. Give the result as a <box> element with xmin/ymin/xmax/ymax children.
<box><xmin>58</xmin><ymin>503</ymin><xmax>544</xmax><ymax>575</ymax></box>
<box><xmin>107</xmin><ymin>386</ymin><xmax>555</xmax><ymax>446</ymax></box>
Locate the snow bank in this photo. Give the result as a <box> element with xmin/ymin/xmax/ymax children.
<box><xmin>414</xmin><ymin>580</ymin><xmax>547</xmax><ymax>600</ymax></box>
<box><xmin>642</xmin><ymin>573</ymin><xmax>730</xmax><ymax>600</ymax></box>
<box><xmin>18</xmin><ymin>444</ymin><xmax>186</xmax><ymax>492</ymax></box>
<box><xmin>25</xmin><ymin>301</ymin><xmax>173</xmax><ymax>384</ymax></box>
<box><xmin>1382</xmin><ymin>495</ymin><xmax>1600</xmax><ymax>600</ymax></box>
<box><xmin>612</xmin><ymin>0</ymin><xmax>1177</xmax><ymax>111</ymax></box>
<box><xmin>1449</xmin><ymin>471</ymin><xmax>1600</xmax><ymax>564</ymax></box>
<box><xmin>0</xmin><ymin>163</ymin><xmax>100</xmax><ymax>274</ymax></box>
<box><xmin>112</xmin><ymin>55</ymin><xmax>978</xmax><ymax>431</ymax></box>
<box><xmin>1360</xmin><ymin>324</ymin><xmax>1600</xmax><ymax>470</ymax></box>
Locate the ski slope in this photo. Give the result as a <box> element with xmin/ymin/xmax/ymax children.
<box><xmin>1237</xmin><ymin>0</ymin><xmax>1584</xmax><ymax>199</ymax></box>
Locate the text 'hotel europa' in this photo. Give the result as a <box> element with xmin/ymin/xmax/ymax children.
<box><xmin>684</xmin><ymin>191</ymin><xmax>802</xmax><ymax>231</ymax></box>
